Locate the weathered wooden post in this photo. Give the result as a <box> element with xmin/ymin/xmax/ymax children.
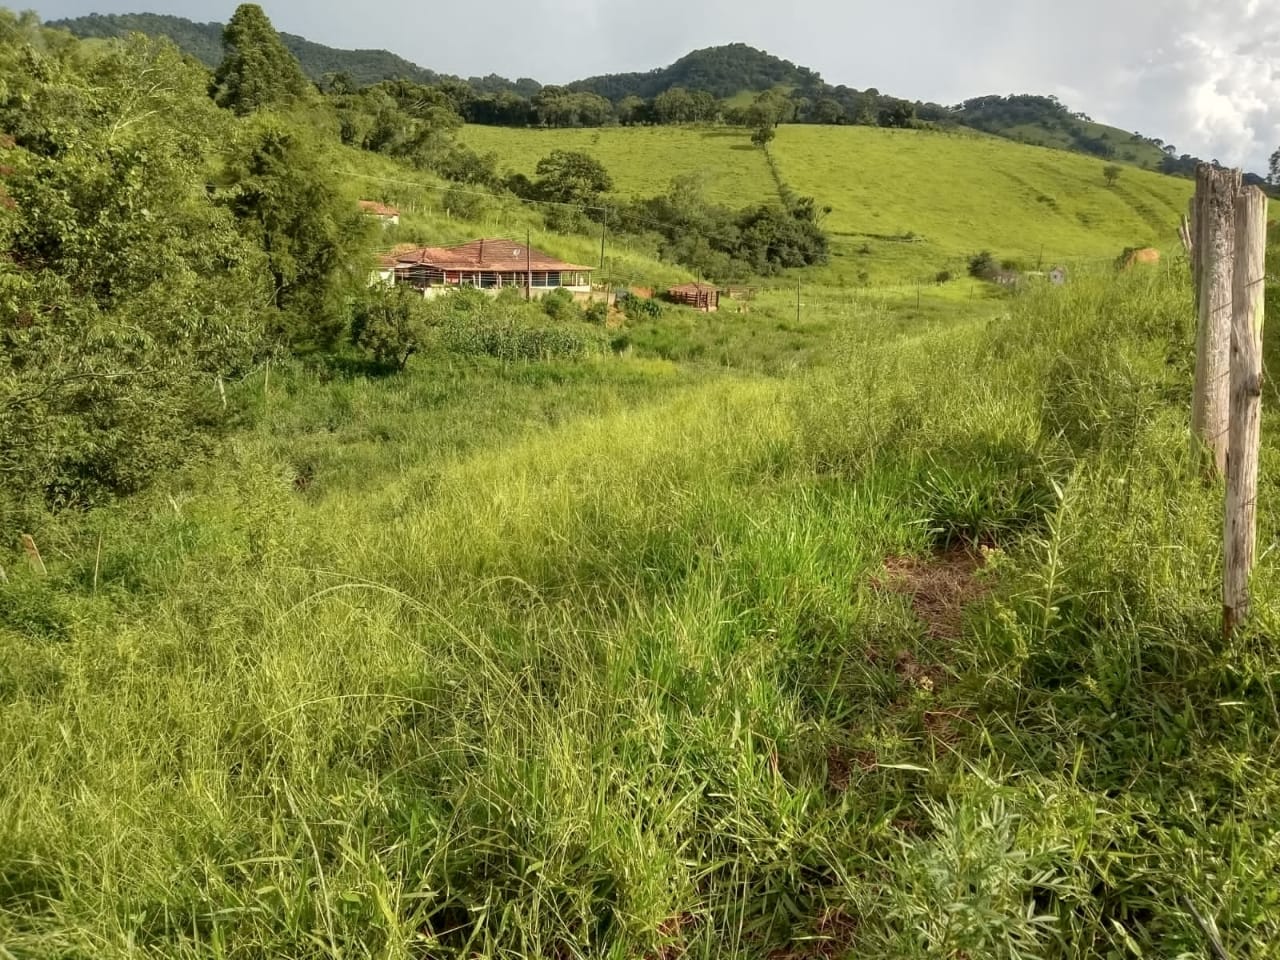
<box><xmin>1191</xmin><ymin>164</ymin><xmax>1242</xmax><ymax>476</ymax></box>
<box><xmin>20</xmin><ymin>534</ymin><xmax>46</xmax><ymax>576</ymax></box>
<box><xmin>1223</xmin><ymin>185</ymin><xmax>1267</xmax><ymax>635</ymax></box>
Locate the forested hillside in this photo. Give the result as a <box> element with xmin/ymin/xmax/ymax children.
<box><xmin>569</xmin><ymin>42</ymin><xmax>823</xmax><ymax>101</ymax></box>
<box><xmin>48</xmin><ymin>12</ymin><xmax>541</xmax><ymax>93</ymax></box>
<box><xmin>49</xmin><ymin>12</ymin><xmax>1243</xmax><ymax>175</ymax></box>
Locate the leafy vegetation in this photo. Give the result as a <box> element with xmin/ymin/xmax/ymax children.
<box><xmin>6</xmin><ymin>256</ymin><xmax>1280</xmax><ymax>957</ymax></box>
<box><xmin>47</xmin><ymin>11</ymin><xmax>532</xmax><ymax>93</ymax></box>
<box><xmin>570</xmin><ymin>42</ymin><xmax>824</xmax><ymax>101</ymax></box>
<box><xmin>210</xmin><ymin>3</ymin><xmax>311</xmax><ymax>115</ymax></box>
<box><xmin>617</xmin><ymin>175</ymin><xmax>829</xmax><ymax>280</ymax></box>
<box><xmin>0</xmin><ymin>15</ymin><xmax>273</xmax><ymax>521</ymax></box>
<box><xmin>7</xmin><ymin>9</ymin><xmax>1280</xmax><ymax>959</ymax></box>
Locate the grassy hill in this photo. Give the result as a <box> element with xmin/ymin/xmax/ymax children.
<box><xmin>460</xmin><ymin>125</ymin><xmax>779</xmax><ymax>207</ymax></box>
<box><xmin>460</xmin><ymin>123</ymin><xmax>1193</xmax><ymax>283</ymax></box>
<box><xmin>48</xmin><ymin>15</ymin><xmax>1212</xmax><ymax>174</ymax></box>
<box><xmin>997</xmin><ymin>117</ymin><xmax>1168</xmax><ymax>169</ymax></box>
<box><xmin>334</xmin><ymin>145</ymin><xmax>696</xmax><ymax>291</ymax></box>
<box><xmin>773</xmin><ymin>125</ymin><xmax>1191</xmax><ymax>283</ymax></box>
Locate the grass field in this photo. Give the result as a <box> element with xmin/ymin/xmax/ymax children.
<box><xmin>456</xmin><ymin>123</ymin><xmax>1193</xmax><ymax>285</ymax></box>
<box><xmin>5</xmin><ymin>257</ymin><xmax>1280</xmax><ymax>956</ymax></box>
<box><xmin>6</xmin><ymin>109</ymin><xmax>1280</xmax><ymax>957</ymax></box>
<box><xmin>336</xmin><ymin>146</ymin><xmax>697</xmax><ymax>290</ymax></box>
<box><xmin>771</xmin><ymin>125</ymin><xmax>1193</xmax><ymax>283</ymax></box>
<box><xmin>458</xmin><ymin>125</ymin><xmax>779</xmax><ymax>207</ymax></box>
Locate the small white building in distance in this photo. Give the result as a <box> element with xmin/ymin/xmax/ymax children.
<box><xmin>358</xmin><ymin>200</ymin><xmax>401</xmax><ymax>227</ymax></box>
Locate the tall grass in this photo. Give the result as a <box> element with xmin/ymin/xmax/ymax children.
<box><xmin>3</xmin><ymin>266</ymin><xmax>1278</xmax><ymax>958</ymax></box>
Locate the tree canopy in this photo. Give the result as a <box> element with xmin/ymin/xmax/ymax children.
<box><xmin>533</xmin><ymin>150</ymin><xmax>614</xmax><ymax>207</ymax></box>
<box><xmin>211</xmin><ymin>4</ymin><xmax>311</xmax><ymax>115</ymax></box>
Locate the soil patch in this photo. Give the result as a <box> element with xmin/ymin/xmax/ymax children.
<box><xmin>876</xmin><ymin>546</ymin><xmax>989</xmax><ymax>640</ymax></box>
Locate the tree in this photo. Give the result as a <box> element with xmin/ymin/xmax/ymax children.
<box><xmin>812</xmin><ymin>97</ymin><xmax>845</xmax><ymax>125</ymax></box>
<box><xmin>1103</xmin><ymin>164</ymin><xmax>1122</xmax><ymax>187</ymax></box>
<box><xmin>617</xmin><ymin>95</ymin><xmax>649</xmax><ymax>126</ymax></box>
<box><xmin>0</xmin><ymin>23</ymin><xmax>270</xmax><ymax>512</ymax></box>
<box><xmin>877</xmin><ymin>98</ymin><xmax>917</xmax><ymax>128</ymax></box>
<box><xmin>746</xmin><ymin>89</ymin><xmax>793</xmax><ymax>129</ymax></box>
<box><xmin>351</xmin><ymin>285</ymin><xmax>433</xmax><ymax>369</ymax></box>
<box><xmin>220</xmin><ymin>116</ymin><xmax>374</xmax><ymax>344</ymax></box>
<box><xmin>968</xmin><ymin>251</ymin><xmax>997</xmax><ymax>279</ymax></box>
<box><xmin>531</xmin><ymin>86</ymin><xmax>612</xmax><ymax>127</ymax></box>
<box><xmin>653</xmin><ymin>87</ymin><xmax>697</xmax><ymax>124</ymax></box>
<box><xmin>533</xmin><ymin>150</ymin><xmax>613</xmax><ymax>206</ymax></box>
<box><xmin>751</xmin><ymin>125</ymin><xmax>776</xmax><ymax>149</ymax></box>
<box><xmin>211</xmin><ymin>4</ymin><xmax>310</xmax><ymax>115</ymax></box>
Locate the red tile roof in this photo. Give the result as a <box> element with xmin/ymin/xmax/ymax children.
<box><xmin>393</xmin><ymin>239</ymin><xmax>592</xmax><ymax>273</ymax></box>
<box><xmin>359</xmin><ymin>200</ymin><xmax>400</xmax><ymax>217</ymax></box>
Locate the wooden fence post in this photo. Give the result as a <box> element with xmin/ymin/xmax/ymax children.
<box><xmin>1191</xmin><ymin>164</ymin><xmax>1242</xmax><ymax>476</ymax></box>
<box><xmin>1223</xmin><ymin>185</ymin><xmax>1267</xmax><ymax>635</ymax></box>
<box><xmin>20</xmin><ymin>534</ymin><xmax>46</xmax><ymax>576</ymax></box>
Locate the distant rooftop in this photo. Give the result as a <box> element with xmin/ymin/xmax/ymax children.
<box><xmin>393</xmin><ymin>239</ymin><xmax>592</xmax><ymax>273</ymax></box>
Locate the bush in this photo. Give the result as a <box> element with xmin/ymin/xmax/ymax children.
<box><xmin>350</xmin><ymin>285</ymin><xmax>434</xmax><ymax>370</ymax></box>
<box><xmin>443</xmin><ymin>315</ymin><xmax>602</xmax><ymax>361</ymax></box>
<box><xmin>619</xmin><ymin>175</ymin><xmax>829</xmax><ymax>281</ymax></box>
<box><xmin>583</xmin><ymin>301</ymin><xmax>609</xmax><ymax>324</ymax></box>
<box><xmin>936</xmin><ymin>270</ymin><xmax>954</xmax><ymax>284</ymax></box>
<box><xmin>968</xmin><ymin>251</ymin><xmax>997</xmax><ymax>279</ymax></box>
<box><xmin>623</xmin><ymin>296</ymin><xmax>663</xmax><ymax>322</ymax></box>
<box><xmin>442</xmin><ymin>183</ymin><xmax>487</xmax><ymax>220</ymax></box>
<box><xmin>541</xmin><ymin>287</ymin><xmax>581</xmax><ymax>323</ymax></box>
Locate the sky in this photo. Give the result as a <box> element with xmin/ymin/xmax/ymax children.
<box><xmin>27</xmin><ymin>0</ymin><xmax>1280</xmax><ymax>171</ymax></box>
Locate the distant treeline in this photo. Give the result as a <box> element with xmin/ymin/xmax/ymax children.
<box><xmin>53</xmin><ymin>15</ymin><xmax>1242</xmax><ymax>177</ymax></box>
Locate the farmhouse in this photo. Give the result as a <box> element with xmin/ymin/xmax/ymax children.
<box><xmin>390</xmin><ymin>239</ymin><xmax>594</xmax><ymax>299</ymax></box>
<box><xmin>668</xmin><ymin>282</ymin><xmax>721</xmax><ymax>312</ymax></box>
<box><xmin>358</xmin><ymin>200</ymin><xmax>401</xmax><ymax>226</ymax></box>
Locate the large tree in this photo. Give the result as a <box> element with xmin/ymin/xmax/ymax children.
<box><xmin>211</xmin><ymin>3</ymin><xmax>310</xmax><ymax>115</ymax></box>
<box><xmin>220</xmin><ymin>117</ymin><xmax>373</xmax><ymax>345</ymax></box>
<box><xmin>533</xmin><ymin>150</ymin><xmax>614</xmax><ymax>206</ymax></box>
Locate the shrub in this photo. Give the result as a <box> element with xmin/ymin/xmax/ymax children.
<box><xmin>583</xmin><ymin>301</ymin><xmax>609</xmax><ymax>324</ymax></box>
<box><xmin>541</xmin><ymin>287</ymin><xmax>581</xmax><ymax>323</ymax></box>
<box><xmin>443</xmin><ymin>314</ymin><xmax>603</xmax><ymax>361</ymax></box>
<box><xmin>936</xmin><ymin>270</ymin><xmax>954</xmax><ymax>284</ymax></box>
<box><xmin>350</xmin><ymin>285</ymin><xmax>433</xmax><ymax>370</ymax></box>
<box><xmin>623</xmin><ymin>296</ymin><xmax>663</xmax><ymax>322</ymax></box>
<box><xmin>442</xmin><ymin>183</ymin><xmax>487</xmax><ymax>221</ymax></box>
<box><xmin>968</xmin><ymin>251</ymin><xmax>997</xmax><ymax>279</ymax></box>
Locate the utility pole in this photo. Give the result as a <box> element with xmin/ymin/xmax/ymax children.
<box><xmin>796</xmin><ymin>277</ymin><xmax>801</xmax><ymax>325</ymax></box>
<box><xmin>526</xmin><ymin>229</ymin><xmax>532</xmax><ymax>301</ymax></box>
